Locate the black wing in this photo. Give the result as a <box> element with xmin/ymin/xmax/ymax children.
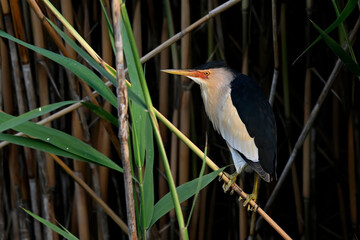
<box><xmin>230</xmin><ymin>73</ymin><xmax>277</xmax><ymax>178</ymax></box>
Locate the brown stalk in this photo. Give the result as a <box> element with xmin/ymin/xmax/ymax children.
<box><xmin>302</xmin><ymin>67</ymin><xmax>311</xmax><ymax>239</ymax></box>
<box><xmin>239</xmin><ymin>179</ymin><xmax>248</xmax><ymax>239</ymax></box>
<box><xmin>132</xmin><ymin>0</ymin><xmax>142</xmax><ymax>56</ymax></box>
<box><xmin>99</xmin><ymin>0</ymin><xmax>113</xmax><ymax>203</ymax></box>
<box><xmin>0</xmin><ymin>8</ymin><xmax>12</xmax><ymax>239</ymax></box>
<box><xmin>30</xmin><ymin>6</ymin><xmax>58</xmax><ymax>240</ymax></box>
<box><xmin>26</xmin><ymin>0</ymin><xmax>68</xmax><ymax>56</ymax></box>
<box><xmin>112</xmin><ymin>1</ymin><xmax>138</xmax><ymax>239</ymax></box>
<box><xmin>336</xmin><ymin>184</ymin><xmax>348</xmax><ymax>239</ymax></box>
<box><xmin>269</xmin><ymin>0</ymin><xmax>279</xmax><ymax>106</ymax></box>
<box><xmin>348</xmin><ymin>111</ymin><xmax>357</xmax><ymax>229</ymax></box>
<box><xmin>59</xmin><ymin>1</ymin><xmax>90</xmax><ymax>238</ymax></box>
<box><xmin>71</xmin><ymin>111</ymin><xmax>90</xmax><ymax>240</ymax></box>
<box><xmin>178</xmin><ymin>0</ymin><xmax>191</xmax><ymax>212</ymax></box>
<box><xmin>1</xmin><ymin>2</ymin><xmax>32</xmax><ymax>238</ymax></box>
<box><xmin>197</xmin><ymin>178</ymin><xmax>208</xmax><ymax>239</ymax></box>
<box><xmin>169</xmin><ymin>108</ymin><xmax>179</xmax><ymax>226</ymax></box>
<box><xmin>291</xmin><ymin>163</ymin><xmax>303</xmax><ymax>235</ymax></box>
<box><xmin>1</xmin><ymin>8</ymin><xmax>22</xmax><ymax>237</ymax></box>
<box><xmin>9</xmin><ymin>144</ymin><xmax>21</xmax><ymax>240</ymax></box>
<box><xmin>158</xmin><ymin>17</ymin><xmax>170</xmax><ymax>239</ymax></box>
<box><xmin>241</xmin><ymin>12</ymin><xmax>250</xmax><ymax>238</ymax></box>
<box><xmin>94</xmin><ymin>2</ymin><xmax>113</xmax><ymax>238</ymax></box>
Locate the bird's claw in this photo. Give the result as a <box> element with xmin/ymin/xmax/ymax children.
<box><xmin>239</xmin><ymin>193</ymin><xmax>258</xmax><ymax>212</ymax></box>
<box><xmin>222</xmin><ymin>172</ymin><xmax>237</xmax><ymax>192</ymax></box>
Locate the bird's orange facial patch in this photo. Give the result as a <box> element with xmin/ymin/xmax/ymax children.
<box><xmin>197</xmin><ymin>70</ymin><xmax>211</xmax><ymax>79</ymax></box>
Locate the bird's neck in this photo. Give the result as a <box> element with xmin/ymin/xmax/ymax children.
<box><xmin>200</xmin><ymin>83</ymin><xmax>230</xmax><ymax>132</ymax></box>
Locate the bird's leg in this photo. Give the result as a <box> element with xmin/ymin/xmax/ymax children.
<box><xmin>222</xmin><ymin>172</ymin><xmax>239</xmax><ymax>192</ymax></box>
<box><xmin>241</xmin><ymin>173</ymin><xmax>259</xmax><ymax>211</ymax></box>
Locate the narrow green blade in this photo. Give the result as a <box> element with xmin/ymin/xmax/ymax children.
<box><xmin>149</xmin><ymin>167</ymin><xmax>225</xmax><ymax>227</ymax></box>
<box><xmin>81</xmin><ymin>102</ymin><xmax>118</xmax><ymax>127</ymax></box>
<box><xmin>0</xmin><ymin>101</ymin><xmax>78</xmax><ymax>132</ymax></box>
<box><xmin>294</xmin><ymin>0</ymin><xmax>358</xmax><ymax>63</ymax></box>
<box><xmin>0</xmin><ymin>112</ymin><xmax>122</xmax><ymax>172</ymax></box>
<box><xmin>0</xmin><ymin>134</ymin><xmax>89</xmax><ymax>163</ymax></box>
<box><xmin>23</xmin><ymin>208</ymin><xmax>78</xmax><ymax>240</ymax></box>
<box><xmin>311</xmin><ymin>20</ymin><xmax>360</xmax><ymax>76</ymax></box>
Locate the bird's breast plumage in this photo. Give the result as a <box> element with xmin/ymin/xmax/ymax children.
<box><xmin>200</xmin><ymin>82</ymin><xmax>259</xmax><ymax>166</ymax></box>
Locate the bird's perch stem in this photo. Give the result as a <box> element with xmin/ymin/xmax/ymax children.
<box><xmin>154</xmin><ymin>108</ymin><xmax>292</xmax><ymax>240</ymax></box>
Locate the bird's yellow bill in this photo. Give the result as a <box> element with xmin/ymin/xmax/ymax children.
<box><xmin>161</xmin><ymin>69</ymin><xmax>203</xmax><ymax>78</ymax></box>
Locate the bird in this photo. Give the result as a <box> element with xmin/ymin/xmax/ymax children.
<box><xmin>162</xmin><ymin>60</ymin><xmax>277</xmax><ymax>208</ymax></box>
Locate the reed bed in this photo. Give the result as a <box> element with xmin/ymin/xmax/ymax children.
<box><xmin>0</xmin><ymin>0</ymin><xmax>359</xmax><ymax>239</ymax></box>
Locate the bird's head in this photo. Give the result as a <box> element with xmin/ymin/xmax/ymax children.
<box><xmin>161</xmin><ymin>60</ymin><xmax>236</xmax><ymax>89</ymax></box>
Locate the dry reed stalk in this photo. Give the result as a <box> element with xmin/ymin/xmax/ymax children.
<box><xmin>30</xmin><ymin>7</ymin><xmax>58</xmax><ymax>240</ymax></box>
<box><xmin>1</xmin><ymin>0</ymin><xmax>25</xmax><ymax>112</ymax></box>
<box><xmin>60</xmin><ymin>2</ymin><xmax>91</xmax><ymax>237</ymax></box>
<box><xmin>1</xmin><ymin>2</ymin><xmax>32</xmax><ymax>238</ymax></box>
<box><xmin>240</xmin><ymin>26</ymin><xmax>251</xmax><ymax>239</ymax></box>
<box><xmin>82</xmin><ymin>5</ymin><xmax>109</xmax><ymax>239</ymax></box>
<box><xmin>8</xmin><ymin>144</ymin><xmax>21</xmax><ymax>240</ymax></box>
<box><xmin>197</xmin><ymin>183</ymin><xmax>208</xmax><ymax>240</ymax></box>
<box><xmin>163</xmin><ymin>0</ymin><xmax>182</xmax><ymax>235</ymax></box>
<box><xmin>159</xmin><ymin>21</ymin><xmax>170</xmax><ymax>143</ymax></box>
<box><xmin>74</xmin><ymin>171</ymin><xmax>90</xmax><ymax>240</ymax></box>
<box><xmin>212</xmin><ymin>0</ymin><xmax>225</xmax><ymax>57</ymax></box>
<box><xmin>205</xmin><ymin>184</ymin><xmax>216</xmax><ymax>240</ymax></box>
<box><xmin>133</xmin><ymin>0</ymin><xmax>142</xmax><ymax>56</ymax></box>
<box><xmin>93</xmin><ymin>4</ymin><xmax>114</xmax><ymax>239</ymax></box>
<box><xmin>61</xmin><ymin>0</ymin><xmax>76</xmax><ymax>59</ymax></box>
<box><xmin>336</xmin><ymin>183</ymin><xmax>348</xmax><ymax>239</ymax></box>
<box><xmin>178</xmin><ymin>0</ymin><xmax>191</xmax><ymax>209</ymax></box>
<box><xmin>239</xmin><ymin>179</ymin><xmax>248</xmax><ymax>240</ymax></box>
<box><xmin>291</xmin><ymin>163</ymin><xmax>303</xmax><ymax>235</ymax></box>
<box><xmin>112</xmin><ymin>1</ymin><xmax>138</xmax><ymax>239</ymax></box>
<box><xmin>269</xmin><ymin>0</ymin><xmax>279</xmax><ymax>106</ymax></box>
<box><xmin>71</xmin><ymin>111</ymin><xmax>90</xmax><ymax>240</ymax></box>
<box><xmin>0</xmin><ymin>10</ymin><xmax>12</xmax><ymax>238</ymax></box>
<box><xmin>159</xmin><ymin>17</ymin><xmax>170</xmax><ymax>240</ymax></box>
<box><xmin>303</xmin><ymin>68</ymin><xmax>311</xmax><ymax>239</ymax></box>
<box><xmin>0</xmin><ymin>12</ymin><xmax>13</xmax><ymax>115</ymax></box>
<box><xmin>9</xmin><ymin>0</ymin><xmax>37</xmax><ymax>112</ymax></box>
<box><xmin>26</xmin><ymin>0</ymin><xmax>68</xmax><ymax>56</ymax></box>
<box><xmin>347</xmin><ymin>111</ymin><xmax>357</xmax><ymax>229</ymax></box>
<box><xmin>178</xmin><ymin>91</ymin><xmax>190</xmax><ymax>186</ymax></box>
<box><xmin>303</xmin><ymin>0</ymin><xmax>313</xmax><ymax>236</ymax></box>
<box><xmin>99</xmin><ymin>0</ymin><xmax>113</xmax><ymax>203</ymax></box>
<box><xmin>169</xmin><ymin>109</ymin><xmax>179</xmax><ymax>229</ymax></box>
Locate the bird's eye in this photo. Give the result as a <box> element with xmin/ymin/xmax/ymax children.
<box><xmin>204</xmin><ymin>71</ymin><xmax>210</xmax><ymax>76</ymax></box>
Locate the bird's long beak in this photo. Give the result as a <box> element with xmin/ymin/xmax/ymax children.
<box><xmin>161</xmin><ymin>69</ymin><xmax>199</xmax><ymax>78</ymax></box>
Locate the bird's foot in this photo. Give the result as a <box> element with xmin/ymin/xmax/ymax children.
<box><xmin>222</xmin><ymin>172</ymin><xmax>238</xmax><ymax>192</ymax></box>
<box><xmin>239</xmin><ymin>192</ymin><xmax>258</xmax><ymax>212</ymax></box>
